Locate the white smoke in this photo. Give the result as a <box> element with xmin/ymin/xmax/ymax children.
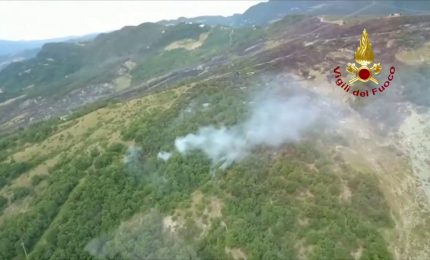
<box><xmin>85</xmin><ymin>209</ymin><xmax>197</xmax><ymax>259</ymax></box>
<box><xmin>175</xmin><ymin>90</ymin><xmax>335</xmax><ymax>168</ymax></box>
<box><xmin>157</xmin><ymin>151</ymin><xmax>172</xmax><ymax>161</ymax></box>
<box><xmin>123</xmin><ymin>146</ymin><xmax>142</xmax><ymax>164</ymax></box>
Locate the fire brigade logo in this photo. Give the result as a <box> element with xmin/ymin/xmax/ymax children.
<box><xmin>332</xmin><ymin>28</ymin><xmax>396</xmax><ymax>97</ymax></box>
<box><xmin>346</xmin><ymin>29</ymin><xmax>381</xmax><ymax>85</ymax></box>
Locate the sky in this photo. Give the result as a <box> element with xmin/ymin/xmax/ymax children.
<box><xmin>0</xmin><ymin>1</ymin><xmax>263</xmax><ymax>41</ymax></box>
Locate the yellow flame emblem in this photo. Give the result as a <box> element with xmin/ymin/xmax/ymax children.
<box><xmin>355</xmin><ymin>29</ymin><xmax>374</xmax><ymax>66</ymax></box>
<box><xmin>346</xmin><ymin>29</ymin><xmax>381</xmax><ymax>85</ymax></box>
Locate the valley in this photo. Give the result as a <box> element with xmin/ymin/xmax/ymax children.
<box><xmin>0</xmin><ymin>1</ymin><xmax>430</xmax><ymax>259</ymax></box>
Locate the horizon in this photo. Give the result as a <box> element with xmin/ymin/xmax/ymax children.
<box><xmin>0</xmin><ymin>1</ymin><xmax>264</xmax><ymax>41</ymax></box>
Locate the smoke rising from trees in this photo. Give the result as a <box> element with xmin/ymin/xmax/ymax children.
<box><xmin>175</xmin><ymin>89</ymin><xmax>336</xmax><ymax>168</ymax></box>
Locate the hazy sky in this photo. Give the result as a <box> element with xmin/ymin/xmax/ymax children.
<box><xmin>0</xmin><ymin>1</ymin><xmax>263</xmax><ymax>41</ymax></box>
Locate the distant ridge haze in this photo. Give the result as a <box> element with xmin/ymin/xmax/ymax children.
<box><xmin>2</xmin><ymin>0</ymin><xmax>428</xmax><ymax>57</ymax></box>
<box><xmin>0</xmin><ymin>33</ymin><xmax>99</xmax><ymax>57</ymax></box>
<box><xmin>0</xmin><ymin>1</ymin><xmax>262</xmax><ymax>41</ymax></box>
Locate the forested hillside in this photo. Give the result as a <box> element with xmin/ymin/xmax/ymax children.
<box><xmin>1</xmin><ymin>1</ymin><xmax>430</xmax><ymax>259</ymax></box>
<box><xmin>0</xmin><ymin>74</ymin><xmax>400</xmax><ymax>259</ymax></box>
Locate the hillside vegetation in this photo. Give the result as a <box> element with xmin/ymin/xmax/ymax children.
<box><xmin>0</xmin><ymin>74</ymin><xmax>400</xmax><ymax>259</ymax></box>
<box><xmin>1</xmin><ymin>2</ymin><xmax>430</xmax><ymax>259</ymax></box>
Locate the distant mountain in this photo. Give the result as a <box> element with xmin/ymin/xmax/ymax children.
<box><xmin>0</xmin><ymin>33</ymin><xmax>100</xmax><ymax>72</ymax></box>
<box><xmin>0</xmin><ymin>33</ymin><xmax>99</xmax><ymax>57</ymax></box>
<box><xmin>0</xmin><ymin>39</ymin><xmax>50</xmax><ymax>57</ymax></box>
<box><xmin>0</xmin><ymin>22</ymin><xmax>210</xmax><ymax>102</ymax></box>
<box><xmin>1</xmin><ymin>0</ymin><xmax>430</xmax><ymax>129</ymax></box>
<box><xmin>159</xmin><ymin>1</ymin><xmax>430</xmax><ymax>27</ymax></box>
<box><xmin>0</xmin><ymin>48</ymin><xmax>39</xmax><ymax>71</ymax></box>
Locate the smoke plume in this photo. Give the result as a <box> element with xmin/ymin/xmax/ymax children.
<box><xmin>85</xmin><ymin>209</ymin><xmax>197</xmax><ymax>259</ymax></box>
<box><xmin>157</xmin><ymin>151</ymin><xmax>172</xmax><ymax>161</ymax></box>
<box><xmin>175</xmin><ymin>88</ymin><xmax>335</xmax><ymax>168</ymax></box>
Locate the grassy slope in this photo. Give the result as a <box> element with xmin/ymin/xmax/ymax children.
<box><xmin>0</xmin><ymin>73</ymin><xmax>403</xmax><ymax>260</ymax></box>
<box><xmin>0</xmin><ymin>14</ymin><xmax>430</xmax><ymax>260</ymax></box>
